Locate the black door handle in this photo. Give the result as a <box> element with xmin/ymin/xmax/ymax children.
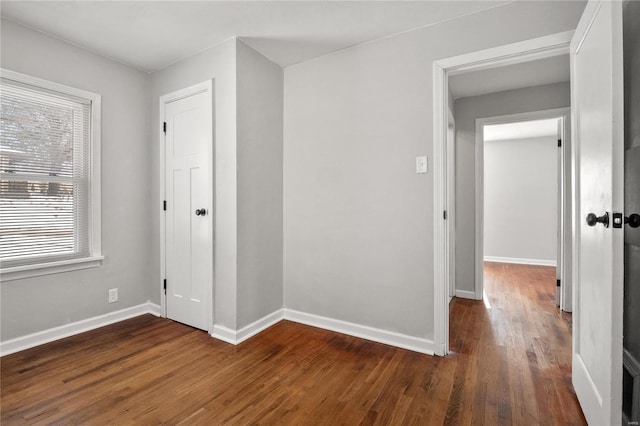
<box><xmin>586</xmin><ymin>212</ymin><xmax>609</xmax><ymax>228</ymax></box>
<box><xmin>195</xmin><ymin>208</ymin><xmax>207</xmax><ymax>216</ymax></box>
<box><xmin>626</xmin><ymin>213</ymin><xmax>640</xmax><ymax>228</ymax></box>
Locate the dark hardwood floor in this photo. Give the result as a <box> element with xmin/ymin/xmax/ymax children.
<box><xmin>1</xmin><ymin>263</ymin><xmax>585</xmax><ymax>425</ymax></box>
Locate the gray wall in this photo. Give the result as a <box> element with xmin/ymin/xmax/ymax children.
<box><xmin>1</xmin><ymin>1</ymin><xmax>585</xmax><ymax>344</ymax></box>
<box><xmin>484</xmin><ymin>136</ymin><xmax>558</xmax><ymax>263</ymax></box>
<box><xmin>454</xmin><ymin>82</ymin><xmax>570</xmax><ymax>293</ymax></box>
<box><xmin>1</xmin><ymin>26</ymin><xmax>284</xmax><ymax>340</ymax></box>
<box><xmin>0</xmin><ymin>19</ymin><xmax>152</xmax><ymax>341</ymax></box>
<box><xmin>149</xmin><ymin>38</ymin><xmax>239</xmax><ymax>329</ymax></box>
<box><xmin>236</xmin><ymin>40</ymin><xmax>284</xmax><ymax>328</ymax></box>
<box><xmin>623</xmin><ymin>0</ymin><xmax>640</xmax><ymax>365</ymax></box>
<box><xmin>150</xmin><ymin>39</ymin><xmax>284</xmax><ymax>331</ymax></box>
<box><xmin>283</xmin><ymin>2</ymin><xmax>584</xmax><ymax>339</ymax></box>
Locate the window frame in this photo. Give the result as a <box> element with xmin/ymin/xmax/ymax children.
<box><xmin>0</xmin><ymin>69</ymin><xmax>102</xmax><ymax>281</ymax></box>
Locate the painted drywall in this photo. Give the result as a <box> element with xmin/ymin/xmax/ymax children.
<box><xmin>150</xmin><ymin>39</ymin><xmax>284</xmax><ymax>331</ymax></box>
<box><xmin>623</xmin><ymin>0</ymin><xmax>640</xmax><ymax>366</ymax></box>
<box><xmin>0</xmin><ymin>19</ymin><xmax>151</xmax><ymax>341</ymax></box>
<box><xmin>454</xmin><ymin>82</ymin><xmax>570</xmax><ymax>293</ymax></box>
<box><xmin>484</xmin><ymin>136</ymin><xmax>558</xmax><ymax>263</ymax></box>
<box><xmin>236</xmin><ymin>40</ymin><xmax>284</xmax><ymax>329</ymax></box>
<box><xmin>284</xmin><ymin>1</ymin><xmax>584</xmax><ymax>339</ymax></box>
<box><xmin>149</xmin><ymin>38</ymin><xmax>239</xmax><ymax>329</ymax></box>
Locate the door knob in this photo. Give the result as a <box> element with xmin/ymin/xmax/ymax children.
<box><xmin>625</xmin><ymin>213</ymin><xmax>640</xmax><ymax>228</ymax></box>
<box><xmin>195</xmin><ymin>208</ymin><xmax>207</xmax><ymax>216</ymax></box>
<box><xmin>586</xmin><ymin>212</ymin><xmax>609</xmax><ymax>228</ymax></box>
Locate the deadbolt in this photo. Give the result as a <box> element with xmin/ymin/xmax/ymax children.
<box><xmin>195</xmin><ymin>208</ymin><xmax>207</xmax><ymax>216</ymax></box>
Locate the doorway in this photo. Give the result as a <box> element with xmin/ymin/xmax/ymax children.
<box><xmin>432</xmin><ymin>31</ymin><xmax>573</xmax><ymax>356</ymax></box>
<box><xmin>476</xmin><ymin>111</ymin><xmax>570</xmax><ymax>309</ymax></box>
<box><xmin>436</xmin><ymin>3</ymin><xmax>628</xmax><ymax>422</ymax></box>
<box><xmin>160</xmin><ymin>81</ymin><xmax>214</xmax><ymax>332</ymax></box>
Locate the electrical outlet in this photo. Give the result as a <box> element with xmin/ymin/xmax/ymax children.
<box><xmin>108</xmin><ymin>288</ymin><xmax>118</xmax><ymax>304</ymax></box>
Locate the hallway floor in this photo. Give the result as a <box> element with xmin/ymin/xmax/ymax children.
<box><xmin>447</xmin><ymin>262</ymin><xmax>585</xmax><ymax>424</ymax></box>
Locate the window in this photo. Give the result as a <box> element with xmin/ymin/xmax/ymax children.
<box><xmin>0</xmin><ymin>69</ymin><xmax>102</xmax><ymax>280</ymax></box>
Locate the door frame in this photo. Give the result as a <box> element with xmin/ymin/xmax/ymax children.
<box><xmin>474</xmin><ymin>108</ymin><xmax>571</xmax><ymax>305</ymax></box>
<box><xmin>159</xmin><ymin>80</ymin><xmax>215</xmax><ymax>334</ymax></box>
<box><xmin>447</xmin><ymin>108</ymin><xmax>456</xmax><ymax>300</ymax></box>
<box><xmin>432</xmin><ymin>31</ymin><xmax>573</xmax><ymax>356</ymax></box>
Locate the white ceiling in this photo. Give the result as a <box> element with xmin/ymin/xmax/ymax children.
<box><xmin>449</xmin><ymin>54</ymin><xmax>570</xmax><ymax>99</ymax></box>
<box><xmin>0</xmin><ymin>1</ymin><xmax>508</xmax><ymax>72</ymax></box>
<box><xmin>484</xmin><ymin>118</ymin><xmax>559</xmax><ymax>142</ymax></box>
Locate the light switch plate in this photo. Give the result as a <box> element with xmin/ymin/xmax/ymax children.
<box><xmin>416</xmin><ymin>156</ymin><xmax>428</xmax><ymax>174</ymax></box>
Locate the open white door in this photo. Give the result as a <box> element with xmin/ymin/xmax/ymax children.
<box><xmin>571</xmin><ymin>1</ymin><xmax>624</xmax><ymax>424</ymax></box>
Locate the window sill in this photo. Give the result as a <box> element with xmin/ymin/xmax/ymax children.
<box><xmin>1</xmin><ymin>256</ymin><xmax>104</xmax><ymax>282</ymax></box>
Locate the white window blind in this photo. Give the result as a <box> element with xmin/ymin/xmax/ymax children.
<box><xmin>0</xmin><ymin>77</ymin><xmax>93</xmax><ymax>269</ymax></box>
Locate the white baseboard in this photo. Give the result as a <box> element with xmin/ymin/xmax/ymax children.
<box><xmin>0</xmin><ymin>301</ymin><xmax>161</xmax><ymax>357</ymax></box>
<box><xmin>211</xmin><ymin>309</ymin><xmax>284</xmax><ymax>345</ymax></box>
<box><xmin>210</xmin><ymin>325</ymin><xmax>236</xmax><ymax>344</ymax></box>
<box><xmin>147</xmin><ymin>302</ymin><xmax>161</xmax><ymax>316</ymax></box>
<box><xmin>455</xmin><ymin>289</ymin><xmax>478</xmax><ymax>300</ymax></box>
<box><xmin>1</xmin><ymin>302</ymin><xmax>435</xmax><ymax>357</ymax></box>
<box><xmin>484</xmin><ymin>256</ymin><xmax>556</xmax><ymax>267</ymax></box>
<box><xmin>283</xmin><ymin>309</ymin><xmax>434</xmax><ymax>355</ymax></box>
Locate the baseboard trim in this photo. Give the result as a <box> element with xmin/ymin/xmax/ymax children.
<box><xmin>455</xmin><ymin>290</ymin><xmax>478</xmax><ymax>300</ymax></box>
<box><xmin>1</xmin><ymin>303</ymin><xmax>435</xmax><ymax>357</ymax></box>
<box><xmin>484</xmin><ymin>256</ymin><xmax>556</xmax><ymax>267</ymax></box>
<box><xmin>211</xmin><ymin>309</ymin><xmax>284</xmax><ymax>345</ymax></box>
<box><xmin>210</xmin><ymin>324</ymin><xmax>237</xmax><ymax>344</ymax></box>
<box><xmin>283</xmin><ymin>309</ymin><xmax>434</xmax><ymax>355</ymax></box>
<box><xmin>0</xmin><ymin>301</ymin><xmax>161</xmax><ymax>357</ymax></box>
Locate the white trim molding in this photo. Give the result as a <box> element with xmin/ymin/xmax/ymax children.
<box><xmin>212</xmin><ymin>308</ymin><xmax>434</xmax><ymax>355</ymax></box>
<box><xmin>2</xmin><ymin>304</ymin><xmax>436</xmax><ymax>357</ymax></box>
<box><xmin>284</xmin><ymin>309</ymin><xmax>434</xmax><ymax>355</ymax></box>
<box><xmin>454</xmin><ymin>290</ymin><xmax>478</xmax><ymax>300</ymax></box>
<box><xmin>1</xmin><ymin>256</ymin><xmax>104</xmax><ymax>282</ymax></box>
<box><xmin>484</xmin><ymin>256</ymin><xmax>557</xmax><ymax>267</ymax></box>
<box><xmin>0</xmin><ymin>302</ymin><xmax>161</xmax><ymax>357</ymax></box>
<box><xmin>211</xmin><ymin>309</ymin><xmax>284</xmax><ymax>345</ymax></box>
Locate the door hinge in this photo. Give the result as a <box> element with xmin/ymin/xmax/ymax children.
<box><xmin>556</xmin><ymin>279</ymin><xmax>561</xmax><ymax>287</ymax></box>
<box><xmin>557</xmin><ymin>139</ymin><xmax>562</xmax><ymax>147</ymax></box>
<box><xmin>163</xmin><ymin>200</ymin><xmax>167</xmax><ymax>211</ymax></box>
<box><xmin>163</xmin><ymin>122</ymin><xmax>167</xmax><ymax>133</ymax></box>
<box><xmin>163</xmin><ymin>279</ymin><xmax>167</xmax><ymax>294</ymax></box>
<box><xmin>443</xmin><ymin>210</ymin><xmax>447</xmax><ymax>220</ymax></box>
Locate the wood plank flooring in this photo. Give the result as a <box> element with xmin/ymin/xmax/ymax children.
<box><xmin>1</xmin><ymin>263</ymin><xmax>586</xmax><ymax>425</ymax></box>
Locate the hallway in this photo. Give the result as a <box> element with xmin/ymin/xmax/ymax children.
<box><xmin>447</xmin><ymin>262</ymin><xmax>585</xmax><ymax>424</ymax></box>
